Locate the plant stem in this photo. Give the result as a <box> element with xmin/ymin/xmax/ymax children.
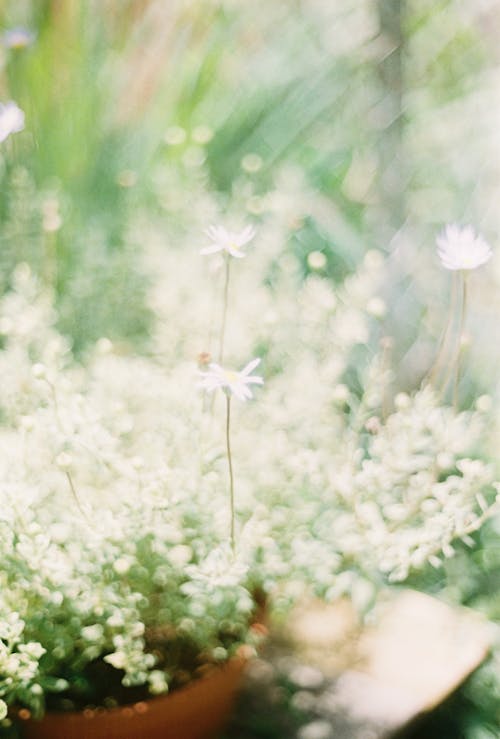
<box><xmin>218</xmin><ymin>253</ymin><xmax>231</xmax><ymax>364</ymax></box>
<box><xmin>452</xmin><ymin>272</ymin><xmax>468</xmax><ymax>408</ymax></box>
<box><xmin>45</xmin><ymin>376</ymin><xmax>89</xmax><ymax>521</ymax></box>
<box><xmin>380</xmin><ymin>336</ymin><xmax>393</xmax><ymax>420</ymax></box>
<box><xmin>439</xmin><ymin>271</ymin><xmax>467</xmax><ymax>403</ymax></box>
<box><xmin>427</xmin><ymin>271</ymin><xmax>458</xmax><ymax>388</ymax></box>
<box><xmin>65</xmin><ymin>469</ymin><xmax>88</xmax><ymax>520</ymax></box>
<box><xmin>225</xmin><ymin>393</ymin><xmax>235</xmax><ymax>553</ymax></box>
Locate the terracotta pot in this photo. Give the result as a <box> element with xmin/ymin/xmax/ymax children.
<box><xmin>19</xmin><ymin>657</ymin><xmax>247</xmax><ymax>739</ymax></box>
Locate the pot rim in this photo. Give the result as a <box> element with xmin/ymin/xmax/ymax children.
<box><xmin>17</xmin><ymin>654</ymin><xmax>248</xmax><ymax>725</ymax></box>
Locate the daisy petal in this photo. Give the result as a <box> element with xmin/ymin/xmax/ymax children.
<box><xmin>200</xmin><ymin>244</ymin><xmax>223</xmax><ymax>255</ymax></box>
<box><xmin>238</xmin><ymin>225</ymin><xmax>256</xmax><ymax>245</ymax></box>
<box><xmin>245</xmin><ymin>376</ymin><xmax>263</xmax><ymax>385</ymax></box>
<box><xmin>228</xmin><ymin>247</ymin><xmax>245</xmax><ymax>258</ymax></box>
<box><xmin>241</xmin><ymin>357</ymin><xmax>261</xmax><ymax>375</ymax></box>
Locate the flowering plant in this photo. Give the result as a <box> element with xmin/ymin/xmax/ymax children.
<box><xmin>0</xmin><ymin>213</ymin><xmax>498</xmax><ymax>727</ymax></box>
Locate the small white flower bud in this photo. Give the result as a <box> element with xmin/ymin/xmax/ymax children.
<box><xmin>167</xmin><ymin>545</ymin><xmax>192</xmax><ymax>568</ymax></box>
<box><xmin>212</xmin><ymin>646</ymin><xmax>227</xmax><ymax>661</ymax></box>
<box><xmin>332</xmin><ymin>384</ymin><xmax>349</xmax><ymax>402</ymax></box>
<box><xmin>307</xmin><ymin>251</ymin><xmax>327</xmax><ymax>270</ymax></box>
<box><xmin>476</xmin><ymin>394</ymin><xmax>492</xmax><ymax>412</ymax></box>
<box><xmin>96</xmin><ymin>337</ymin><xmax>113</xmax><ymax>354</ymax></box>
<box><xmin>395</xmin><ymin>392</ymin><xmax>410</xmax><ymax>409</ymax></box>
<box><xmin>113</xmin><ymin>557</ymin><xmax>132</xmax><ymax>575</ymax></box>
<box><xmin>164</xmin><ymin>126</ymin><xmax>186</xmax><ymax>145</ymax></box>
<box><xmin>363</xmin><ymin>249</ymin><xmax>384</xmax><ymax>269</ymax></box>
<box><xmin>366</xmin><ymin>296</ymin><xmax>387</xmax><ymax>318</ymax></box>
<box><xmin>81</xmin><ymin>624</ymin><xmax>104</xmax><ymax>642</ymax></box>
<box><xmin>130</xmin><ymin>622</ymin><xmax>145</xmax><ymax>637</ymax></box>
<box><xmin>55</xmin><ymin>452</ymin><xmax>72</xmax><ymax>469</ymax></box>
<box><xmin>192</xmin><ymin>125</ymin><xmax>213</xmax><ymax>144</ymax></box>
<box><xmin>365</xmin><ymin>416</ymin><xmax>381</xmax><ymax>434</ymax></box>
<box><xmin>14</xmin><ymin>262</ymin><xmax>31</xmax><ymax>281</ymax></box>
<box><xmin>42</xmin><ymin>213</ymin><xmax>62</xmax><ymax>233</ymax></box>
<box><xmin>241</xmin><ymin>153</ymin><xmax>262</xmax><ymax>173</ymax></box>
<box><xmin>32</xmin><ymin>363</ymin><xmax>46</xmax><ymax>379</ymax></box>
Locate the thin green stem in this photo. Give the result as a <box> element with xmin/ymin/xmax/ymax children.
<box><xmin>205</xmin><ymin>257</ymin><xmax>219</xmax><ymax>362</ymax></box>
<box><xmin>65</xmin><ymin>470</ymin><xmax>88</xmax><ymax>520</ymax></box>
<box><xmin>225</xmin><ymin>393</ymin><xmax>235</xmax><ymax>553</ymax></box>
<box><xmin>439</xmin><ymin>271</ymin><xmax>467</xmax><ymax>402</ymax></box>
<box><xmin>380</xmin><ymin>337</ymin><xmax>393</xmax><ymax>420</ymax></box>
<box><xmin>218</xmin><ymin>254</ymin><xmax>231</xmax><ymax>364</ymax></box>
<box><xmin>44</xmin><ymin>376</ymin><xmax>89</xmax><ymax>521</ymax></box>
<box><xmin>452</xmin><ymin>273</ymin><xmax>468</xmax><ymax>409</ymax></box>
<box><xmin>427</xmin><ymin>271</ymin><xmax>458</xmax><ymax>388</ymax></box>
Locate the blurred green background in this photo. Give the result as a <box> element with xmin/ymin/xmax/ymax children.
<box><xmin>3</xmin><ymin>0</ymin><xmax>500</xmax><ymax>350</ymax></box>
<box><xmin>0</xmin><ymin>1</ymin><xmax>499</xmax><ymax>736</ymax></box>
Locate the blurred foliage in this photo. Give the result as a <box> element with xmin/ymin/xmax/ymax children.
<box><xmin>0</xmin><ymin>0</ymin><xmax>496</xmax><ymax>348</ymax></box>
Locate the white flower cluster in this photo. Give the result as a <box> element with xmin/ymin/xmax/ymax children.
<box><xmin>0</xmin><ymin>209</ymin><xmax>497</xmax><ymax>718</ymax></box>
<box><xmin>323</xmin><ymin>388</ymin><xmax>498</xmax><ymax>584</ymax></box>
<box><xmin>0</xmin><ymin>614</ymin><xmax>45</xmax><ymax>715</ymax></box>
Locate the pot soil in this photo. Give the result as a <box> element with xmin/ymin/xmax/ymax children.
<box><xmin>19</xmin><ymin>656</ymin><xmax>247</xmax><ymax>739</ymax></box>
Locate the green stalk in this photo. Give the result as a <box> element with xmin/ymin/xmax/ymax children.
<box><xmin>439</xmin><ymin>271</ymin><xmax>467</xmax><ymax>403</ymax></box>
<box><xmin>218</xmin><ymin>253</ymin><xmax>231</xmax><ymax>364</ymax></box>
<box><xmin>45</xmin><ymin>376</ymin><xmax>88</xmax><ymax>520</ymax></box>
<box><xmin>452</xmin><ymin>272</ymin><xmax>468</xmax><ymax>408</ymax></box>
<box><xmin>225</xmin><ymin>393</ymin><xmax>235</xmax><ymax>553</ymax></box>
<box><xmin>65</xmin><ymin>469</ymin><xmax>88</xmax><ymax>520</ymax></box>
<box><xmin>427</xmin><ymin>271</ymin><xmax>458</xmax><ymax>388</ymax></box>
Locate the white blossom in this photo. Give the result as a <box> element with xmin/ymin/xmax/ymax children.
<box><xmin>198</xmin><ymin>357</ymin><xmax>263</xmax><ymax>400</ymax></box>
<box><xmin>2</xmin><ymin>28</ymin><xmax>36</xmax><ymax>50</ymax></box>
<box><xmin>436</xmin><ymin>224</ymin><xmax>492</xmax><ymax>271</ymax></box>
<box><xmin>200</xmin><ymin>224</ymin><xmax>256</xmax><ymax>258</ymax></box>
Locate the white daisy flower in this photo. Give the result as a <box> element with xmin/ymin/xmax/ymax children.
<box><xmin>200</xmin><ymin>224</ymin><xmax>256</xmax><ymax>258</ymax></box>
<box><xmin>0</xmin><ymin>101</ymin><xmax>24</xmax><ymax>143</ymax></box>
<box><xmin>2</xmin><ymin>28</ymin><xmax>36</xmax><ymax>50</ymax></box>
<box><xmin>198</xmin><ymin>357</ymin><xmax>263</xmax><ymax>401</ymax></box>
<box><xmin>436</xmin><ymin>224</ymin><xmax>492</xmax><ymax>271</ymax></box>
